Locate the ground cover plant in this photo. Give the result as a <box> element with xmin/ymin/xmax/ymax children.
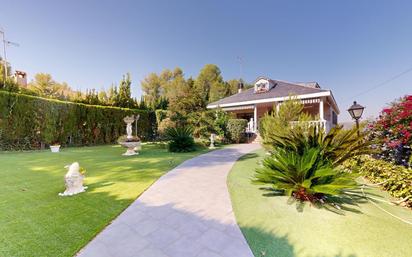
<box><xmin>228</xmin><ymin>149</ymin><xmax>412</xmax><ymax>257</ymax></box>
<box><xmin>0</xmin><ymin>144</ymin><xmax>209</xmax><ymax>257</ymax></box>
<box><xmin>343</xmin><ymin>156</ymin><xmax>412</xmax><ymax>207</ymax></box>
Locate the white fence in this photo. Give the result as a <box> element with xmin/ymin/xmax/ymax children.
<box><xmin>290</xmin><ymin>120</ymin><xmax>332</xmax><ymax>133</ymax></box>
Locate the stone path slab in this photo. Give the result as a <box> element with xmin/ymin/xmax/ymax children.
<box><xmin>77</xmin><ymin>144</ymin><xmax>261</xmax><ymax>257</ymax></box>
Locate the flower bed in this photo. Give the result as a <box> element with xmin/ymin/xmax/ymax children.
<box><xmin>369</xmin><ymin>95</ymin><xmax>412</xmax><ymax>167</ymax></box>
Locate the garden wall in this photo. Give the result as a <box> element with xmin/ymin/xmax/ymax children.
<box><xmin>0</xmin><ymin>91</ymin><xmax>155</xmax><ymax>150</ymax></box>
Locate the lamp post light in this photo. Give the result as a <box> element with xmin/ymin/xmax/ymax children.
<box><xmin>347</xmin><ymin>101</ymin><xmax>365</xmax><ymax>136</ymax></box>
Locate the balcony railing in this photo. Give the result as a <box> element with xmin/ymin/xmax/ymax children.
<box><xmin>246</xmin><ymin>119</ymin><xmax>333</xmax><ymax>134</ymax></box>
<box><xmin>290</xmin><ymin>120</ymin><xmax>332</xmax><ymax>133</ymax></box>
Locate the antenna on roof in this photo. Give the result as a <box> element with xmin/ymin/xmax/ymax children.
<box><xmin>237</xmin><ymin>56</ymin><xmax>244</xmax><ymax>93</ymax></box>
<box><xmin>0</xmin><ymin>27</ymin><xmax>19</xmax><ymax>83</ymax></box>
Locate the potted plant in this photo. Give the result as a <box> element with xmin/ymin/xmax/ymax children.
<box><xmin>50</xmin><ymin>141</ymin><xmax>61</xmax><ymax>153</ymax></box>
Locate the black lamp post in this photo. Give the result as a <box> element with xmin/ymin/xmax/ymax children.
<box><xmin>347</xmin><ymin>101</ymin><xmax>365</xmax><ymax>136</ymax></box>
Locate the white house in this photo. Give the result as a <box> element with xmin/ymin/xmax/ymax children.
<box><xmin>207</xmin><ymin>77</ymin><xmax>340</xmax><ymax>133</ymax></box>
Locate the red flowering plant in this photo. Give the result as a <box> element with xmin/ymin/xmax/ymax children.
<box><xmin>369</xmin><ymin>95</ymin><xmax>412</xmax><ymax>167</ymax></box>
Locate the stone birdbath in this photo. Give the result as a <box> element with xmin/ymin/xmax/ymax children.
<box><xmin>119</xmin><ymin>115</ymin><xmax>141</xmax><ymax>156</ymax></box>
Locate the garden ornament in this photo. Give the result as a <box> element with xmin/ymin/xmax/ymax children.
<box><xmin>58</xmin><ymin>162</ymin><xmax>87</xmax><ymax>196</ymax></box>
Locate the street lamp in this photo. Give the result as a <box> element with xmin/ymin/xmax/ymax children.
<box><xmin>347</xmin><ymin>101</ymin><xmax>365</xmax><ymax>136</ymax></box>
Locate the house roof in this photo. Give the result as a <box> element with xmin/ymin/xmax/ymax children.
<box><xmin>207</xmin><ymin>78</ymin><xmax>340</xmax><ymax>114</ymax></box>
<box><xmin>208</xmin><ymin>79</ymin><xmax>327</xmax><ymax>105</ymax></box>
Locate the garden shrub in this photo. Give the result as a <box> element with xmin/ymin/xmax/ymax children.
<box><xmin>369</xmin><ymin>95</ymin><xmax>412</xmax><ymax>167</ymax></box>
<box><xmin>155</xmin><ymin>109</ymin><xmax>169</xmax><ymax>127</ymax></box>
<box><xmin>157</xmin><ymin>118</ymin><xmax>176</xmax><ymax>137</ymax></box>
<box><xmin>259</xmin><ymin>96</ymin><xmax>317</xmax><ymax>148</ymax></box>
<box><xmin>254</xmin><ymin>147</ymin><xmax>359</xmax><ymax>204</ymax></box>
<box><xmin>269</xmin><ymin>125</ymin><xmax>375</xmax><ymax>167</ymax></box>
<box><xmin>187</xmin><ymin>109</ymin><xmax>230</xmax><ymax>141</ymax></box>
<box><xmin>226</xmin><ymin>119</ymin><xmax>248</xmax><ymax>143</ymax></box>
<box><xmin>0</xmin><ymin>91</ymin><xmax>155</xmax><ymax>150</ymax></box>
<box><xmin>253</xmin><ymin>124</ymin><xmax>375</xmax><ymax>207</ymax></box>
<box><xmin>342</xmin><ymin>156</ymin><xmax>412</xmax><ymax>207</ymax></box>
<box><xmin>164</xmin><ymin>126</ymin><xmax>196</xmax><ymax>152</ymax></box>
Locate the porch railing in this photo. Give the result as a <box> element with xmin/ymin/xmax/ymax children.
<box><xmin>246</xmin><ymin>119</ymin><xmax>333</xmax><ymax>134</ymax></box>
<box><xmin>290</xmin><ymin>120</ymin><xmax>332</xmax><ymax>133</ymax></box>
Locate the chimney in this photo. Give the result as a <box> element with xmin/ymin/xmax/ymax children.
<box><xmin>238</xmin><ymin>81</ymin><xmax>244</xmax><ymax>93</ymax></box>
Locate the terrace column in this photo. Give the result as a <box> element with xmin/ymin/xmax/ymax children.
<box><xmin>254</xmin><ymin>104</ymin><xmax>257</xmax><ymax>132</ymax></box>
<box><xmin>319</xmin><ymin>97</ymin><xmax>324</xmax><ymax>121</ymax></box>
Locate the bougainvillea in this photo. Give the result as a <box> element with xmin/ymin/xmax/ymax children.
<box><xmin>369</xmin><ymin>95</ymin><xmax>412</xmax><ymax>167</ymax></box>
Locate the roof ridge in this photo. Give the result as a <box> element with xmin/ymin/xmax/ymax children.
<box><xmin>269</xmin><ymin>79</ymin><xmax>321</xmax><ymax>89</ymax></box>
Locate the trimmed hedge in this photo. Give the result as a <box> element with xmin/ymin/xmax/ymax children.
<box><xmin>343</xmin><ymin>156</ymin><xmax>412</xmax><ymax>207</ymax></box>
<box><xmin>226</xmin><ymin>119</ymin><xmax>248</xmax><ymax>143</ymax></box>
<box><xmin>0</xmin><ymin>91</ymin><xmax>155</xmax><ymax>150</ymax></box>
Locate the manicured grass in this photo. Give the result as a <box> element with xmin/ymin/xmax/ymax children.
<box><xmin>228</xmin><ymin>149</ymin><xmax>412</xmax><ymax>257</ymax></box>
<box><xmin>0</xmin><ymin>144</ymin><xmax>209</xmax><ymax>257</ymax></box>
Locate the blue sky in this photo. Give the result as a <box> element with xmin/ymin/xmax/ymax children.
<box><xmin>1</xmin><ymin>0</ymin><xmax>412</xmax><ymax>121</ymax></box>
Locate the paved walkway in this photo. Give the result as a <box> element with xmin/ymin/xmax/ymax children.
<box><xmin>77</xmin><ymin>143</ymin><xmax>261</xmax><ymax>257</ymax></box>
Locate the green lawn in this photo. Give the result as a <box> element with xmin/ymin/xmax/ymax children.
<box><xmin>0</xmin><ymin>144</ymin><xmax>209</xmax><ymax>257</ymax></box>
<box><xmin>228</xmin><ymin>149</ymin><xmax>412</xmax><ymax>257</ymax></box>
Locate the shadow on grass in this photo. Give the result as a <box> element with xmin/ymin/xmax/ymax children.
<box><xmin>241</xmin><ymin>226</ymin><xmax>358</xmax><ymax>257</ymax></box>
<box><xmin>257</xmin><ymin>186</ymin><xmax>387</xmax><ymax>215</ymax></box>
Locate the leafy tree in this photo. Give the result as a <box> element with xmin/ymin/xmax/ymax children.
<box><xmin>154</xmin><ymin>96</ymin><xmax>168</xmax><ymax>110</ymax></box>
<box><xmin>28</xmin><ymin>73</ymin><xmax>61</xmax><ymax>98</ymax></box>
<box><xmin>188</xmin><ymin>110</ymin><xmax>216</xmax><ymax>138</ymax></box>
<box><xmin>84</xmin><ymin>89</ymin><xmax>100</xmax><ymax>105</ymax></box>
<box><xmin>0</xmin><ymin>57</ymin><xmax>12</xmax><ymax>85</ymax></box>
<box><xmin>225</xmin><ymin>79</ymin><xmax>241</xmax><ymax>95</ymax></box>
<box><xmin>98</xmin><ymin>90</ymin><xmax>108</xmax><ymax>105</ymax></box>
<box><xmin>194</xmin><ymin>64</ymin><xmax>225</xmax><ymax>106</ymax></box>
<box><xmin>167</xmin><ymin>76</ymin><xmax>200</xmax><ymax>115</ymax></box>
<box><xmin>139</xmin><ymin>96</ymin><xmax>148</xmax><ymax>110</ymax></box>
<box><xmin>141</xmin><ymin>72</ymin><xmax>162</xmax><ymax>109</ymax></box>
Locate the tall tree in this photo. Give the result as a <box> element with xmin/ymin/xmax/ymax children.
<box><xmin>141</xmin><ymin>72</ymin><xmax>162</xmax><ymax>109</ymax></box>
<box><xmin>194</xmin><ymin>64</ymin><xmax>225</xmax><ymax>106</ymax></box>
<box><xmin>28</xmin><ymin>73</ymin><xmax>61</xmax><ymax>98</ymax></box>
<box><xmin>107</xmin><ymin>84</ymin><xmax>119</xmax><ymax>106</ymax></box>
<box><xmin>225</xmin><ymin>79</ymin><xmax>242</xmax><ymax>96</ymax></box>
<box><xmin>117</xmin><ymin>73</ymin><xmax>134</xmax><ymax>108</ymax></box>
<box><xmin>0</xmin><ymin>57</ymin><xmax>12</xmax><ymax>86</ymax></box>
<box><xmin>98</xmin><ymin>90</ymin><xmax>108</xmax><ymax>105</ymax></box>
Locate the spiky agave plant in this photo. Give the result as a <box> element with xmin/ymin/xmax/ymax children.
<box><xmin>253</xmin><ymin>147</ymin><xmax>358</xmax><ymax>203</ymax></box>
<box><xmin>164</xmin><ymin>126</ymin><xmax>196</xmax><ymax>152</ymax></box>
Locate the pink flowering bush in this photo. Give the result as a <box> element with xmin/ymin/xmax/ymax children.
<box><xmin>369</xmin><ymin>95</ymin><xmax>412</xmax><ymax>167</ymax></box>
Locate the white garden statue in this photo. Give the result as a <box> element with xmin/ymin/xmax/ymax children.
<box><xmin>123</xmin><ymin>116</ymin><xmax>135</xmax><ymax>139</ymax></box>
<box><xmin>119</xmin><ymin>115</ymin><xmax>141</xmax><ymax>156</ymax></box>
<box><xmin>58</xmin><ymin>162</ymin><xmax>87</xmax><ymax>196</ymax></box>
<box><xmin>209</xmin><ymin>133</ymin><xmax>216</xmax><ymax>149</ymax></box>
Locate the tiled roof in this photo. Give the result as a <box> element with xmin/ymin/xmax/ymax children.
<box><xmin>208</xmin><ymin>79</ymin><xmax>329</xmax><ymax>106</ymax></box>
